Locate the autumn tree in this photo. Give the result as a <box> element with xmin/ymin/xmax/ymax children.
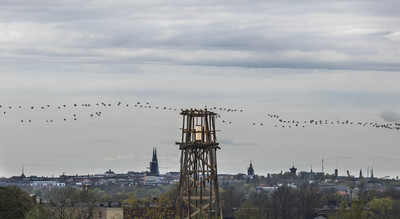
<box><xmin>43</xmin><ymin>186</ymin><xmax>100</xmax><ymax>219</ymax></box>
<box><xmin>74</xmin><ymin>185</ymin><xmax>101</xmax><ymax>219</ymax></box>
<box><xmin>368</xmin><ymin>197</ymin><xmax>392</xmax><ymax>219</ymax></box>
<box><xmin>122</xmin><ymin>193</ymin><xmax>174</xmax><ymax>219</ymax></box>
<box><xmin>122</xmin><ymin>194</ymin><xmax>144</xmax><ymax>219</ymax></box>
<box><xmin>329</xmin><ymin>200</ymin><xmax>373</xmax><ymax>219</ymax></box>
<box><xmin>145</xmin><ymin>195</ymin><xmax>174</xmax><ymax>218</ymax></box>
<box><xmin>25</xmin><ymin>197</ymin><xmax>53</xmax><ymax>219</ymax></box>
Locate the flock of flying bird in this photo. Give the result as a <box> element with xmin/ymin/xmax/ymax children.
<box><xmin>0</xmin><ymin>101</ymin><xmax>398</xmax><ymax>131</ymax></box>
<box><xmin>259</xmin><ymin>113</ymin><xmax>400</xmax><ymax>131</ymax></box>
<box><xmin>0</xmin><ymin>101</ymin><xmax>242</xmax><ymax>124</ymax></box>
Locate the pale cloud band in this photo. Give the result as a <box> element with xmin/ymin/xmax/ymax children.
<box><xmin>1</xmin><ymin>0</ymin><xmax>399</xmax><ymax>71</ymax></box>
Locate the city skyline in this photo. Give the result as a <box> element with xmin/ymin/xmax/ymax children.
<box><xmin>1</xmin><ymin>142</ymin><xmax>391</xmax><ymax>179</ymax></box>
<box><xmin>1</xmin><ymin>0</ymin><xmax>400</xmax><ymax>178</ymax></box>
<box><xmin>3</xmin><ymin>155</ymin><xmax>380</xmax><ymax>180</ymax></box>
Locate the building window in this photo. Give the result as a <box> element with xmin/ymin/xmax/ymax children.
<box><xmin>98</xmin><ymin>211</ymin><xmax>102</xmax><ymax>218</ymax></box>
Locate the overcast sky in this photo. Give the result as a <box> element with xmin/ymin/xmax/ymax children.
<box><xmin>1</xmin><ymin>0</ymin><xmax>400</xmax><ymax>178</ymax></box>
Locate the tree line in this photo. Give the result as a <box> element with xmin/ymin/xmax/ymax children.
<box><xmin>220</xmin><ymin>179</ymin><xmax>400</xmax><ymax>219</ymax></box>
<box><xmin>2</xmin><ymin>178</ymin><xmax>400</xmax><ymax>219</ymax></box>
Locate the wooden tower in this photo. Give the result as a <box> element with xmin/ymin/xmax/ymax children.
<box><xmin>176</xmin><ymin>109</ymin><xmax>222</xmax><ymax>219</ymax></box>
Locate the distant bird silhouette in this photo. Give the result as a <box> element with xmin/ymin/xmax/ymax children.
<box><xmin>1</xmin><ymin>101</ymin><xmax>398</xmax><ymax>132</ymax></box>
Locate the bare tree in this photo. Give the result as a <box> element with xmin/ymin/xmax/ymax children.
<box><xmin>272</xmin><ymin>185</ymin><xmax>296</xmax><ymax>219</ymax></box>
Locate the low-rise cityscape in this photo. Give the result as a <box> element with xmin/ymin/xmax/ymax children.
<box><xmin>1</xmin><ymin>147</ymin><xmax>179</xmax><ymax>188</ymax></box>
<box><xmin>2</xmin><ymin>148</ymin><xmax>400</xmax><ymax>219</ymax></box>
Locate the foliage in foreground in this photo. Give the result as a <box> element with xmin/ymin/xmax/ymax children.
<box><xmin>0</xmin><ymin>186</ymin><xmax>35</xmax><ymax>219</ymax></box>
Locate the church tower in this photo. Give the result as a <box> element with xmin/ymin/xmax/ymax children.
<box><xmin>290</xmin><ymin>165</ymin><xmax>297</xmax><ymax>175</ymax></box>
<box><xmin>371</xmin><ymin>167</ymin><xmax>374</xmax><ymax>179</ymax></box>
<box><xmin>149</xmin><ymin>147</ymin><xmax>159</xmax><ymax>176</ymax></box>
<box><xmin>247</xmin><ymin>160</ymin><xmax>255</xmax><ymax>177</ymax></box>
<box><xmin>20</xmin><ymin>164</ymin><xmax>26</xmax><ymax>178</ymax></box>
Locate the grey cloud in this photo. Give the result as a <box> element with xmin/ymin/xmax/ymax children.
<box><xmin>1</xmin><ymin>0</ymin><xmax>400</xmax><ymax>71</ymax></box>
<box><xmin>380</xmin><ymin>110</ymin><xmax>400</xmax><ymax>122</ymax></box>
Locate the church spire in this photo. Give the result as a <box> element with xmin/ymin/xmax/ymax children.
<box><xmin>149</xmin><ymin>147</ymin><xmax>159</xmax><ymax>176</ymax></box>
<box><xmin>152</xmin><ymin>147</ymin><xmax>158</xmax><ymax>162</ymax></box>
<box><xmin>21</xmin><ymin>163</ymin><xmax>26</xmax><ymax>178</ymax></box>
<box><xmin>371</xmin><ymin>167</ymin><xmax>374</xmax><ymax>179</ymax></box>
<box><xmin>247</xmin><ymin>160</ymin><xmax>254</xmax><ymax>177</ymax></box>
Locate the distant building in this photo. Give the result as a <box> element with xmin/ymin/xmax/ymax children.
<box><xmin>105</xmin><ymin>169</ymin><xmax>116</xmax><ymax>177</ymax></box>
<box><xmin>247</xmin><ymin>161</ymin><xmax>254</xmax><ymax>177</ymax></box>
<box><xmin>49</xmin><ymin>202</ymin><xmax>123</xmax><ymax>219</ymax></box>
<box><xmin>371</xmin><ymin>167</ymin><xmax>374</xmax><ymax>179</ymax></box>
<box><xmin>165</xmin><ymin>172</ymin><xmax>180</xmax><ymax>184</ymax></box>
<box><xmin>21</xmin><ymin>165</ymin><xmax>26</xmax><ymax>179</ymax></box>
<box><xmin>290</xmin><ymin>165</ymin><xmax>297</xmax><ymax>175</ymax></box>
<box><xmin>144</xmin><ymin>176</ymin><xmax>166</xmax><ymax>185</ymax></box>
<box><xmin>298</xmin><ymin>166</ymin><xmax>323</xmax><ymax>180</ymax></box>
<box><xmin>149</xmin><ymin>147</ymin><xmax>159</xmax><ymax>176</ymax></box>
<box><xmin>30</xmin><ymin>181</ymin><xmax>65</xmax><ymax>188</ymax></box>
<box><xmin>93</xmin><ymin>205</ymin><xmax>123</xmax><ymax>219</ymax></box>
